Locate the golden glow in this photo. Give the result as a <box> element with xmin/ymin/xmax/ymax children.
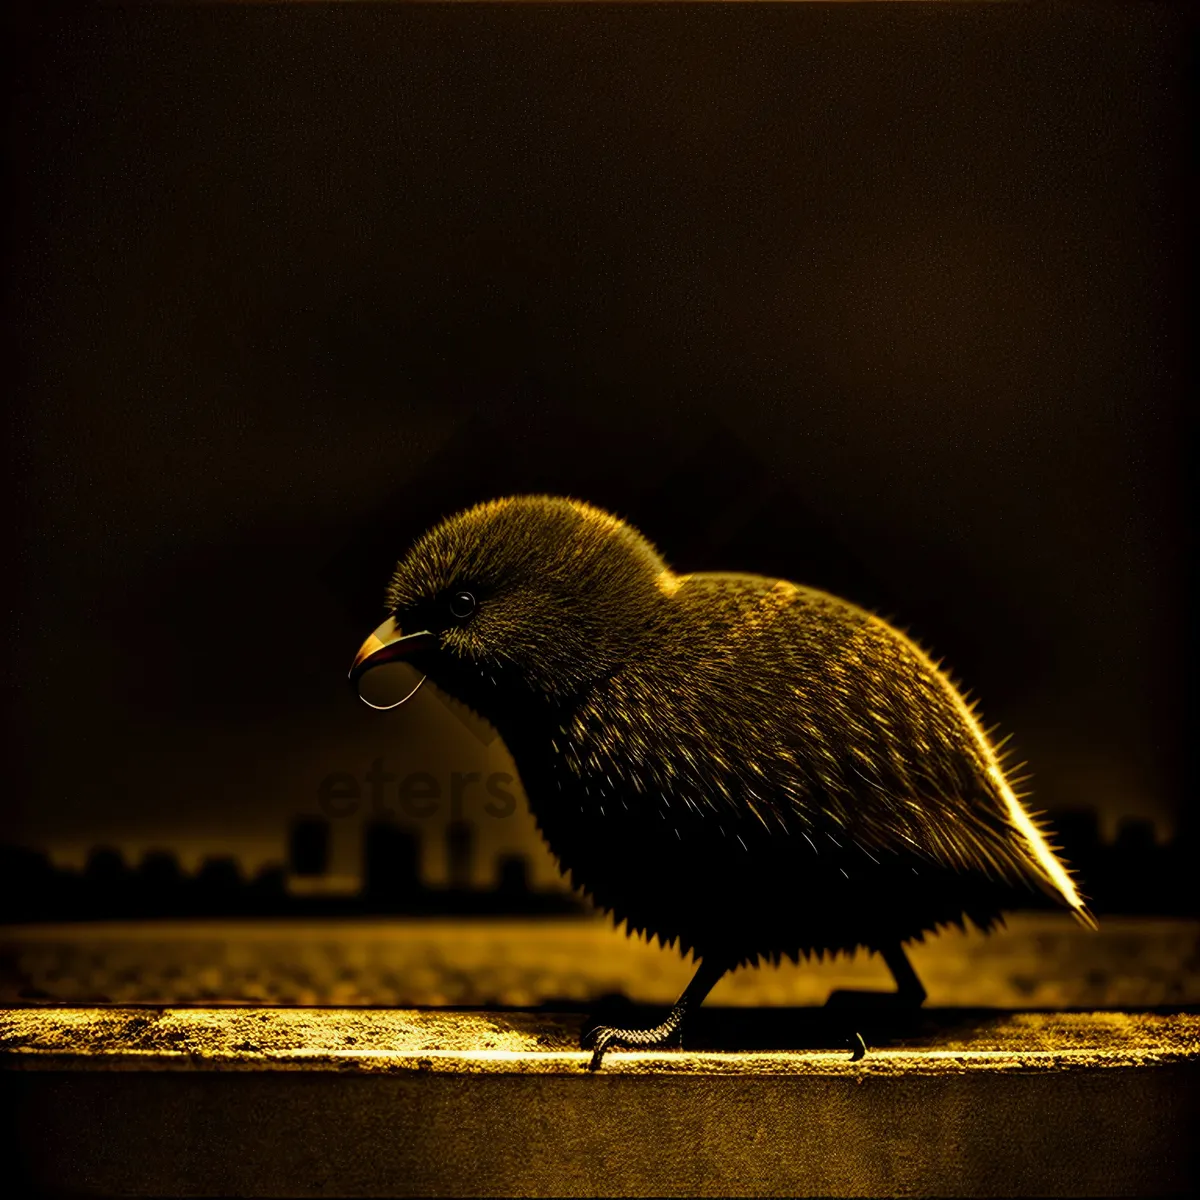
<box><xmin>985</xmin><ymin>763</ymin><xmax>1093</xmax><ymax>924</ymax></box>
<box><xmin>351</xmin><ymin>617</ymin><xmax>399</xmax><ymax>673</ymax></box>
<box><xmin>729</xmin><ymin>579</ymin><xmax>799</xmax><ymax>641</ymax></box>
<box><xmin>656</xmin><ymin>569</ymin><xmax>681</xmax><ymax>596</ymax></box>
<box><xmin>567</xmin><ymin>498</ymin><xmax>626</xmax><ymax>536</ymax></box>
<box><xmin>4</xmin><ymin>1007</ymin><xmax>1191</xmax><ymax>1073</ymax></box>
<box><xmin>881</xmin><ymin>614</ymin><xmax>1095</xmax><ymax>926</ymax></box>
<box><xmin>759</xmin><ymin>579</ymin><xmax>800</xmax><ymax>622</ymax></box>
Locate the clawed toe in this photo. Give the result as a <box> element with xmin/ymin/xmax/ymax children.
<box><xmin>581</xmin><ymin>1010</ymin><xmax>686</xmax><ymax>1070</ymax></box>
<box><xmin>584</xmin><ymin>1026</ymin><xmax>622</xmax><ymax>1071</ymax></box>
<box><xmin>580</xmin><ymin>1024</ymin><xmax>605</xmax><ymax>1052</ymax></box>
<box><xmin>584</xmin><ymin>1011</ymin><xmax>866</xmax><ymax>1067</ymax></box>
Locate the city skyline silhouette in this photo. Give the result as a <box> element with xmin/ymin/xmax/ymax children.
<box><xmin>1</xmin><ymin>802</ymin><xmax>1191</xmax><ymax>924</ymax></box>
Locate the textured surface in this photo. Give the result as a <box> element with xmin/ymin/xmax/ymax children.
<box><xmin>4</xmin><ymin>918</ymin><xmax>1198</xmax><ymax>1193</ymax></box>
<box><xmin>2</xmin><ymin>1006</ymin><xmax>1198</xmax><ymax>1075</ymax></box>
<box><xmin>2</xmin><ymin>1008</ymin><xmax>1197</xmax><ymax>1197</ymax></box>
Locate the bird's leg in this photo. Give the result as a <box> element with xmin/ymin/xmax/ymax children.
<box><xmin>880</xmin><ymin>941</ymin><xmax>927</xmax><ymax>1006</ymax></box>
<box><xmin>825</xmin><ymin>941</ymin><xmax>927</xmax><ymax>1008</ymax></box>
<box><xmin>582</xmin><ymin>956</ymin><xmax>728</xmax><ymax>1071</ymax></box>
<box><xmin>824</xmin><ymin>942</ymin><xmax>927</xmax><ymax>1061</ymax></box>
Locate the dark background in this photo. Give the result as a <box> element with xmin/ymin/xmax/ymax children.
<box><xmin>4</xmin><ymin>3</ymin><xmax>1191</xmax><ymax>898</ymax></box>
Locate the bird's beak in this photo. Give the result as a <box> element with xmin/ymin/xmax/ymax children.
<box><xmin>348</xmin><ymin>617</ymin><xmax>437</xmax><ymax>687</ymax></box>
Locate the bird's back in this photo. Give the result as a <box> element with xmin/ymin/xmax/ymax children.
<box><xmin>521</xmin><ymin>572</ymin><xmax>1090</xmax><ymax>964</ymax></box>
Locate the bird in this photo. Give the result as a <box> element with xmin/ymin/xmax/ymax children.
<box><xmin>349</xmin><ymin>495</ymin><xmax>1094</xmax><ymax>1068</ymax></box>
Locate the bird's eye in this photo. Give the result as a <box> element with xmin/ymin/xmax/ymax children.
<box><xmin>448</xmin><ymin>590</ymin><xmax>476</xmax><ymax>621</ymax></box>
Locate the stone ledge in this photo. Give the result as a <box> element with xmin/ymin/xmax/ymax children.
<box><xmin>2</xmin><ymin>1007</ymin><xmax>1199</xmax><ymax>1076</ymax></box>
<box><xmin>3</xmin><ymin>1008</ymin><xmax>1197</xmax><ymax>1196</ymax></box>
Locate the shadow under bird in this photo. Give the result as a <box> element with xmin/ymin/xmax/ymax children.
<box><xmin>350</xmin><ymin>496</ymin><xmax>1094</xmax><ymax>1068</ymax></box>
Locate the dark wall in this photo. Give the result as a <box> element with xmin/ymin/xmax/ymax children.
<box><xmin>5</xmin><ymin>4</ymin><xmax>1190</xmax><ymax>873</ymax></box>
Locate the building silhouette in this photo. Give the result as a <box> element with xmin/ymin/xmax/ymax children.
<box><xmin>289</xmin><ymin>819</ymin><xmax>331</xmax><ymax>878</ymax></box>
<box><xmin>445</xmin><ymin>820</ymin><xmax>473</xmax><ymax>892</ymax></box>
<box><xmin>363</xmin><ymin>821</ymin><xmax>423</xmax><ymax>910</ymax></box>
<box><xmin>0</xmin><ymin>808</ymin><xmax>1191</xmax><ymax>923</ymax></box>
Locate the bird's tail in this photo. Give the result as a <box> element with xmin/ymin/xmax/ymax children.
<box><xmin>891</xmin><ymin>617</ymin><xmax>1099</xmax><ymax>931</ymax></box>
<box><xmin>985</xmin><ymin>764</ymin><xmax>1098</xmax><ymax>929</ymax></box>
<box><xmin>1071</xmin><ymin>902</ymin><xmax>1100</xmax><ymax>932</ymax></box>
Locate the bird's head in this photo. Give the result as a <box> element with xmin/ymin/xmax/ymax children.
<box><xmin>350</xmin><ymin>496</ymin><xmax>676</xmax><ymax>719</ymax></box>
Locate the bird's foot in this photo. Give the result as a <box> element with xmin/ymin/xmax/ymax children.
<box><xmin>816</xmin><ymin>1002</ymin><xmax>870</xmax><ymax>1061</ymax></box>
<box><xmin>582</xmin><ymin>1004</ymin><xmax>686</xmax><ymax>1071</ymax></box>
<box><xmin>825</xmin><ymin>987</ymin><xmax>926</xmax><ymax>1061</ymax></box>
<box><xmin>847</xmin><ymin>1029</ymin><xmax>867</xmax><ymax>1062</ymax></box>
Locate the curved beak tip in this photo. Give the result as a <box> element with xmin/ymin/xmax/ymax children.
<box><xmin>348</xmin><ymin>618</ymin><xmax>436</xmax><ymax>685</ymax></box>
<box><xmin>349</xmin><ymin>632</ymin><xmax>387</xmax><ymax>679</ymax></box>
